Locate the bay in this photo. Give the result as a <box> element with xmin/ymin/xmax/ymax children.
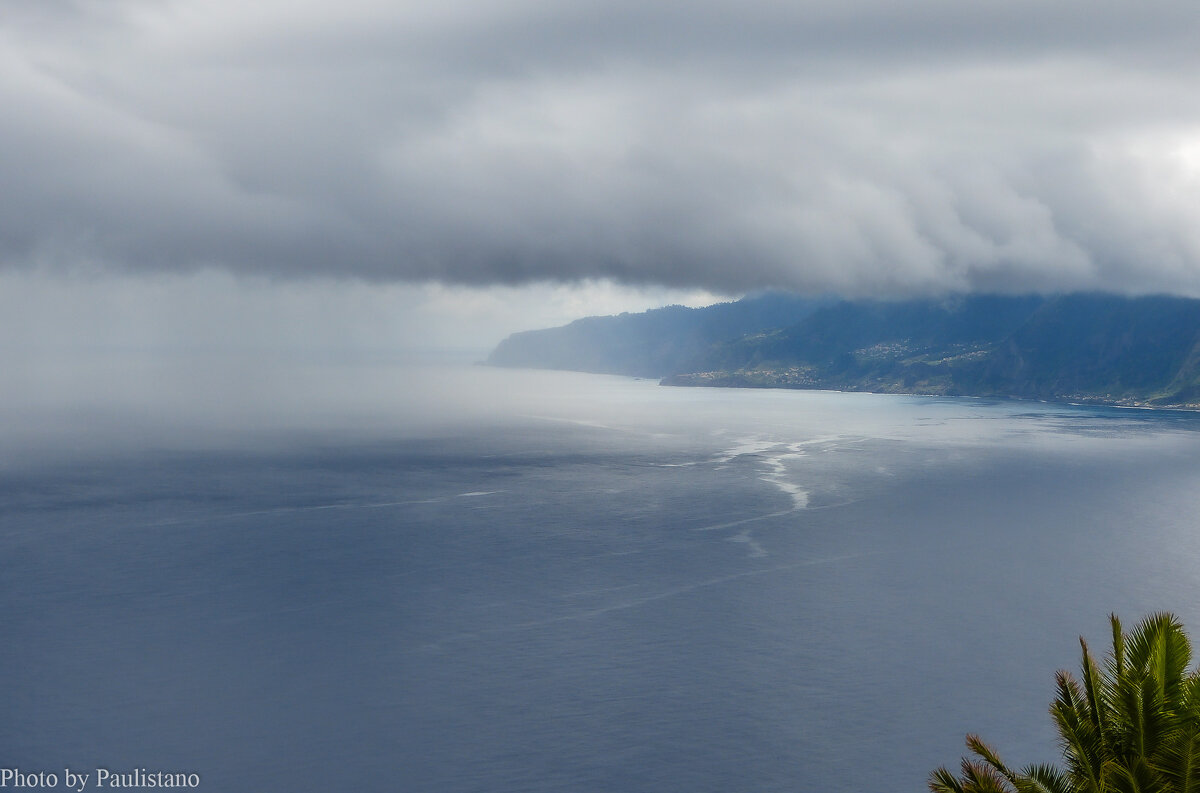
<box><xmin>5</xmin><ymin>363</ymin><xmax>1200</xmax><ymax>792</ymax></box>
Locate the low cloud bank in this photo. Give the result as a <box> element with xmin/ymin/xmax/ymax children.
<box><xmin>4</xmin><ymin>1</ymin><xmax>1200</xmax><ymax>296</ymax></box>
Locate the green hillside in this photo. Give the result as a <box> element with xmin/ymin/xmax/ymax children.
<box><xmin>488</xmin><ymin>293</ymin><xmax>1200</xmax><ymax>409</ymax></box>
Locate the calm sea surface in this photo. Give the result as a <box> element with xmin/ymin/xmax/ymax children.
<box><xmin>5</xmin><ymin>363</ymin><xmax>1200</xmax><ymax>792</ymax></box>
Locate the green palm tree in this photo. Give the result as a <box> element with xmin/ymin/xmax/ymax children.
<box><xmin>931</xmin><ymin>612</ymin><xmax>1200</xmax><ymax>793</ymax></box>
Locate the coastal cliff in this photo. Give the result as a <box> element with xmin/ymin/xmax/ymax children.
<box><xmin>488</xmin><ymin>293</ymin><xmax>1200</xmax><ymax>409</ymax></box>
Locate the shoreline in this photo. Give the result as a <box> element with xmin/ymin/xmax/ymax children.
<box><xmin>657</xmin><ymin>373</ymin><xmax>1200</xmax><ymax>414</ymax></box>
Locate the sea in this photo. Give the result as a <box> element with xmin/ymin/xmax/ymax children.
<box><xmin>5</xmin><ymin>359</ymin><xmax>1200</xmax><ymax>792</ymax></box>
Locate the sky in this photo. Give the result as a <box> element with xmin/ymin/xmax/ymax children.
<box><xmin>4</xmin><ymin>0</ymin><xmax>1200</xmax><ymax>356</ymax></box>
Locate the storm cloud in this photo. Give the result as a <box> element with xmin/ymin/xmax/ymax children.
<box><xmin>6</xmin><ymin>0</ymin><xmax>1200</xmax><ymax>296</ymax></box>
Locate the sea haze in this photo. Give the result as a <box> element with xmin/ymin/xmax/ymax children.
<box><xmin>5</xmin><ymin>364</ymin><xmax>1200</xmax><ymax>792</ymax></box>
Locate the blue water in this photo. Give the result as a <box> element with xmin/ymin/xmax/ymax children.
<box><xmin>5</xmin><ymin>365</ymin><xmax>1200</xmax><ymax>791</ymax></box>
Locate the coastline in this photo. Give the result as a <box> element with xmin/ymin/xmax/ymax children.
<box><xmin>658</xmin><ymin>371</ymin><xmax>1200</xmax><ymax>413</ymax></box>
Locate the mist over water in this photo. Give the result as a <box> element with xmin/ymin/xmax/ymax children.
<box><xmin>5</xmin><ymin>362</ymin><xmax>1200</xmax><ymax>792</ymax></box>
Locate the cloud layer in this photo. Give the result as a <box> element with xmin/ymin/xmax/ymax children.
<box><xmin>6</xmin><ymin>0</ymin><xmax>1200</xmax><ymax>296</ymax></box>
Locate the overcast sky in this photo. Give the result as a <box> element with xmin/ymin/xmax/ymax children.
<box><xmin>5</xmin><ymin>0</ymin><xmax>1200</xmax><ymax>354</ymax></box>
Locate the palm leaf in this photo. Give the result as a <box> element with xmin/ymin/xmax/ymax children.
<box><xmin>1109</xmin><ymin>755</ymin><xmax>1166</xmax><ymax>793</ymax></box>
<box><xmin>1053</xmin><ymin>669</ymin><xmax>1108</xmax><ymax>790</ymax></box>
<box><xmin>961</xmin><ymin>759</ymin><xmax>1017</xmax><ymax>793</ymax></box>
<box><xmin>968</xmin><ymin>733</ymin><xmax>1022</xmax><ymax>787</ymax></box>
<box><xmin>1080</xmin><ymin>637</ymin><xmax>1108</xmax><ymax>735</ymax></box>
<box><xmin>1111</xmin><ymin>614</ymin><xmax>1126</xmax><ymax>684</ymax></box>
<box><xmin>930</xmin><ymin>765</ymin><xmax>968</xmax><ymax>793</ymax></box>
<box><xmin>1157</xmin><ymin>730</ymin><xmax>1200</xmax><ymax>793</ymax></box>
<box><xmin>1015</xmin><ymin>764</ymin><xmax>1072</xmax><ymax>793</ymax></box>
<box><xmin>1126</xmin><ymin>612</ymin><xmax>1189</xmax><ymax>700</ymax></box>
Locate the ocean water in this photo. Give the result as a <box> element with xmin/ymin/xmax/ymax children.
<box><xmin>5</xmin><ymin>363</ymin><xmax>1200</xmax><ymax>792</ymax></box>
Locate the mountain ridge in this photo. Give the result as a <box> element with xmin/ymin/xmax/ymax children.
<box><xmin>486</xmin><ymin>292</ymin><xmax>1200</xmax><ymax>409</ymax></box>
<box><xmin>486</xmin><ymin>292</ymin><xmax>825</xmax><ymax>378</ymax></box>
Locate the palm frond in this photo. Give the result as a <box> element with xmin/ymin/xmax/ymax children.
<box><xmin>1126</xmin><ymin>612</ymin><xmax>1189</xmax><ymax>698</ymax></box>
<box><xmin>1108</xmin><ymin>755</ymin><xmax>1166</xmax><ymax>793</ymax></box>
<box><xmin>968</xmin><ymin>733</ymin><xmax>1022</xmax><ymax>787</ymax></box>
<box><xmin>1080</xmin><ymin>637</ymin><xmax>1108</xmax><ymax>734</ymax></box>
<box><xmin>1053</xmin><ymin>669</ymin><xmax>1108</xmax><ymax>789</ymax></box>
<box><xmin>1111</xmin><ymin>614</ymin><xmax>1126</xmax><ymax>683</ymax></box>
<box><xmin>930</xmin><ymin>765</ymin><xmax>968</xmax><ymax>793</ymax></box>
<box><xmin>1014</xmin><ymin>764</ymin><xmax>1072</xmax><ymax>793</ymax></box>
<box><xmin>1156</xmin><ymin>730</ymin><xmax>1200</xmax><ymax>793</ymax></box>
<box><xmin>961</xmin><ymin>759</ymin><xmax>1017</xmax><ymax>793</ymax></box>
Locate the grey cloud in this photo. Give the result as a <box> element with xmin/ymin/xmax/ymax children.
<box><xmin>5</xmin><ymin>0</ymin><xmax>1200</xmax><ymax>296</ymax></box>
